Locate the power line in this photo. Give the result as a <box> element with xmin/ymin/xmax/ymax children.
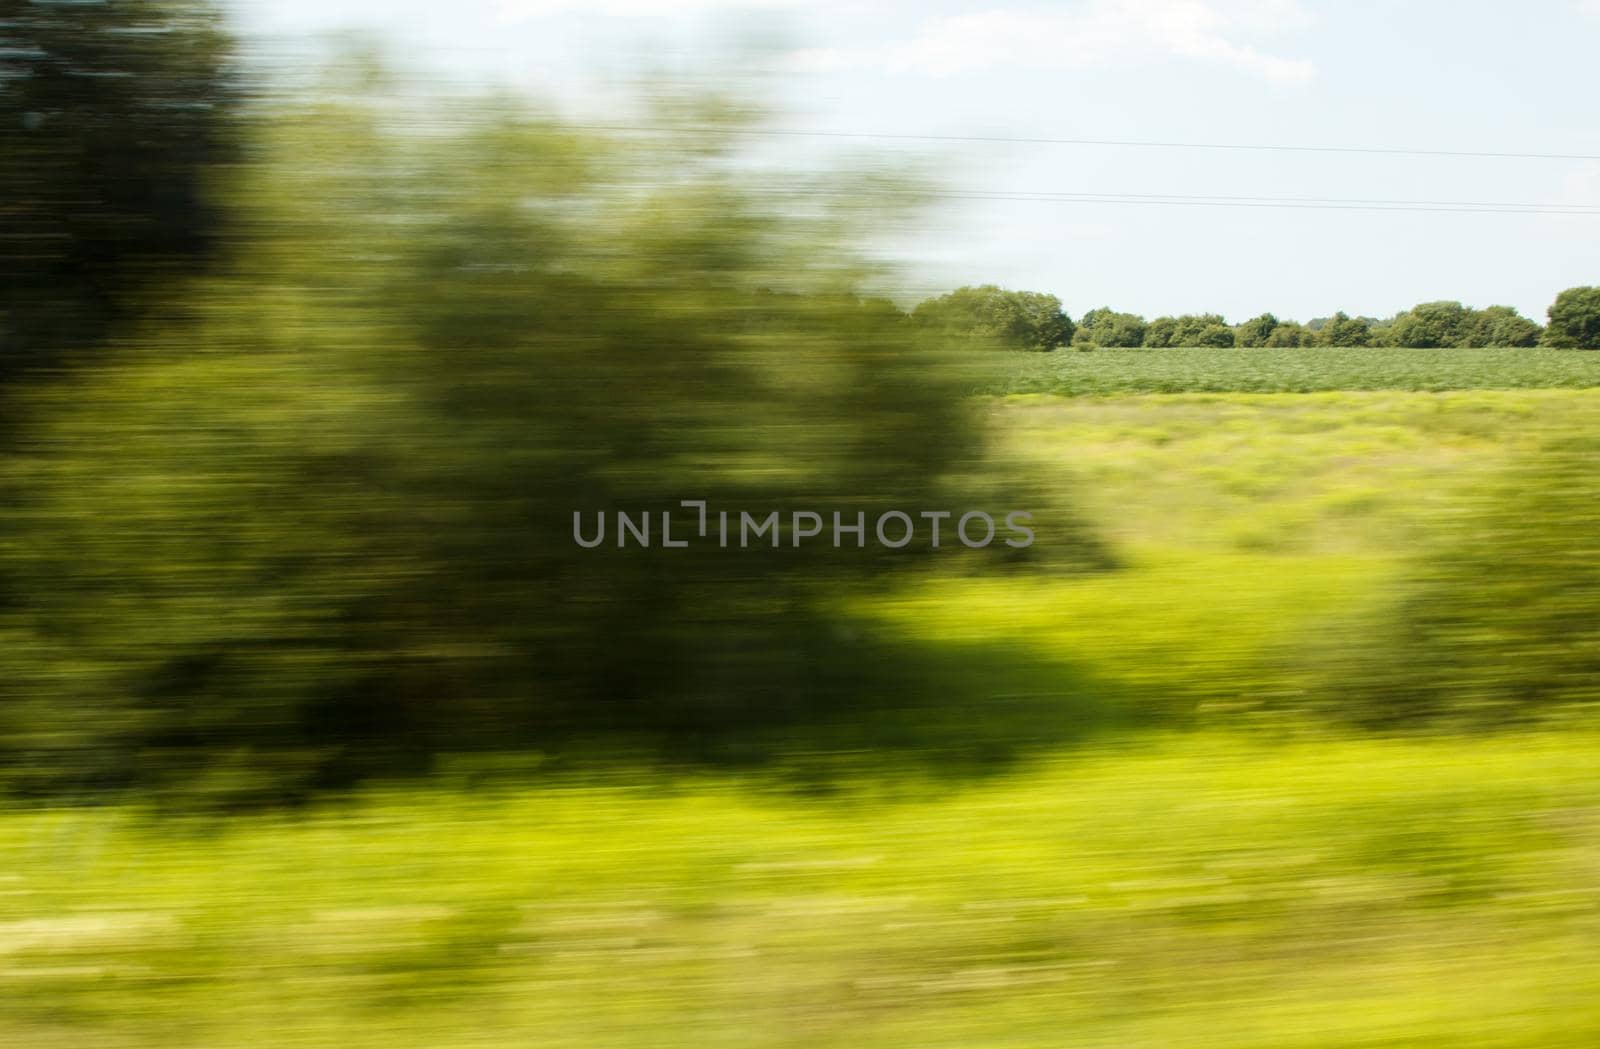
<box><xmin>938</xmin><ymin>191</ymin><xmax>1600</xmax><ymax>216</ymax></box>
<box><xmin>749</xmin><ymin>186</ymin><xmax>1600</xmax><ymax>216</ymax></box>
<box><xmin>944</xmin><ymin>190</ymin><xmax>1600</xmax><ymax>212</ymax></box>
<box><xmin>571</xmin><ymin>123</ymin><xmax>1600</xmax><ymax>163</ymax></box>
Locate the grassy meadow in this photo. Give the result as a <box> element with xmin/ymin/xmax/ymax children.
<box><xmin>5</xmin><ymin>732</ymin><xmax>1600</xmax><ymax>1049</ymax></box>
<box><xmin>8</xmin><ymin>378</ymin><xmax>1600</xmax><ymax>1047</ymax></box>
<box><xmin>867</xmin><ymin>387</ymin><xmax>1597</xmax><ymax>725</ymax></box>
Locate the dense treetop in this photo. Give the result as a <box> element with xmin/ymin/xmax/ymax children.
<box><xmin>911</xmin><ymin>285</ymin><xmax>1073</xmax><ymax>349</ymax></box>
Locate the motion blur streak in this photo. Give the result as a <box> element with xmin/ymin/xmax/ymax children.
<box><xmin>2</xmin><ymin>5</ymin><xmax>1600</xmax><ymax>1048</ymax></box>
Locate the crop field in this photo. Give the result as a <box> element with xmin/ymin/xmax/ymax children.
<box><xmin>9</xmin><ymin>387</ymin><xmax>1600</xmax><ymax>1048</ymax></box>
<box><xmin>985</xmin><ymin>346</ymin><xmax>1600</xmax><ymax>396</ymax></box>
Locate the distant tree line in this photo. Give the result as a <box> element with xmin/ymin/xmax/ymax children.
<box><xmin>911</xmin><ymin>286</ymin><xmax>1600</xmax><ymax>350</ymax></box>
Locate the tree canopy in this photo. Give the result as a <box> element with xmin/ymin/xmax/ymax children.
<box><xmin>1544</xmin><ymin>286</ymin><xmax>1600</xmax><ymax>349</ymax></box>
<box><xmin>1072</xmin><ymin>308</ymin><xmax>1148</xmax><ymax>348</ymax></box>
<box><xmin>911</xmin><ymin>285</ymin><xmax>1073</xmax><ymax>350</ymax></box>
<box><xmin>0</xmin><ymin>0</ymin><xmax>239</xmax><ymax>380</ymax></box>
<box><xmin>1319</xmin><ymin>312</ymin><xmax>1375</xmax><ymax>347</ymax></box>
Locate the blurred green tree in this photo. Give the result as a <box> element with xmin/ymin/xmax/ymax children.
<box><xmin>0</xmin><ymin>0</ymin><xmax>238</xmax><ymax>380</ymax></box>
<box><xmin>0</xmin><ymin>74</ymin><xmax>1100</xmax><ymax>800</ymax></box>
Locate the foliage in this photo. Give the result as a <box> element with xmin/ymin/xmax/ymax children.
<box><xmin>0</xmin><ymin>79</ymin><xmax>1076</xmax><ymax>800</ymax></box>
<box><xmin>1141</xmin><ymin>315</ymin><xmax>1178</xmax><ymax>348</ymax></box>
<box><xmin>1463</xmin><ymin>305</ymin><xmax>1542</xmax><ymax>348</ymax></box>
<box><xmin>1317</xmin><ymin>311</ymin><xmax>1373</xmax><ymax>347</ymax></box>
<box><xmin>1376</xmin><ymin>302</ymin><xmax>1542</xmax><ymax>348</ymax></box>
<box><xmin>0</xmin><ymin>0</ymin><xmax>238</xmax><ymax>380</ymax></box>
<box><xmin>1142</xmin><ymin>314</ymin><xmax>1231</xmax><ymax>348</ymax></box>
<box><xmin>1234</xmin><ymin>312</ymin><xmax>1279</xmax><ymax>347</ymax></box>
<box><xmin>1263</xmin><ymin>322</ymin><xmax>1314</xmax><ymax>347</ymax></box>
<box><xmin>1543</xmin><ymin>286</ymin><xmax>1600</xmax><ymax>348</ymax></box>
<box><xmin>989</xmin><ymin>300</ymin><xmax>1547</xmax><ymax>356</ymax></box>
<box><xmin>911</xmin><ymin>284</ymin><xmax>1072</xmax><ymax>350</ymax></box>
<box><xmin>1072</xmin><ymin>307</ymin><xmax>1147</xmax><ymax>348</ymax></box>
<box><xmin>1308</xmin><ymin>432</ymin><xmax>1600</xmax><ymax>724</ymax></box>
<box><xmin>1385</xmin><ymin>300</ymin><xmax>1472</xmax><ymax>347</ymax></box>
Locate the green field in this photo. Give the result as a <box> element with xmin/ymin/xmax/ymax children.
<box><xmin>866</xmin><ymin>388</ymin><xmax>1596</xmax><ymax>722</ymax></box>
<box><xmin>5</xmin><ymin>731</ymin><xmax>1600</xmax><ymax>1049</ymax></box>
<box><xmin>8</xmin><ymin>386</ymin><xmax>1600</xmax><ymax>1047</ymax></box>
<box><xmin>986</xmin><ymin>346</ymin><xmax>1600</xmax><ymax>396</ymax></box>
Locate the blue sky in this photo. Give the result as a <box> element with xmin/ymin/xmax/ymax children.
<box><xmin>226</xmin><ymin>0</ymin><xmax>1600</xmax><ymax>322</ymax></box>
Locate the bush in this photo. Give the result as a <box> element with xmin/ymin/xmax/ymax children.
<box><xmin>1304</xmin><ymin>433</ymin><xmax>1600</xmax><ymax>724</ymax></box>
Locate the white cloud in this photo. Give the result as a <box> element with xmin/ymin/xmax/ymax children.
<box><xmin>794</xmin><ymin>1</ymin><xmax>1315</xmax><ymax>84</ymax></box>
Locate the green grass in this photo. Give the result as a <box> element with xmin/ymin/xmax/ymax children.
<box><xmin>984</xmin><ymin>346</ymin><xmax>1600</xmax><ymax>396</ymax></box>
<box><xmin>10</xmin><ymin>388</ymin><xmax>1600</xmax><ymax>1046</ymax></box>
<box><xmin>4</xmin><ymin>732</ymin><xmax>1600</xmax><ymax>1048</ymax></box>
<box><xmin>859</xmin><ymin>389</ymin><xmax>1600</xmax><ymax>724</ymax></box>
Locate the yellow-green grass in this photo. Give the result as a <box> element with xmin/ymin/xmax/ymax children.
<box><xmin>857</xmin><ymin>389</ymin><xmax>1600</xmax><ymax>716</ymax></box>
<box><xmin>990</xmin><ymin>388</ymin><xmax>1579</xmax><ymax>556</ymax></box>
<box><xmin>3</xmin><ymin>732</ymin><xmax>1599</xmax><ymax>1047</ymax></box>
<box><xmin>8</xmin><ymin>388</ymin><xmax>1600</xmax><ymax>1047</ymax></box>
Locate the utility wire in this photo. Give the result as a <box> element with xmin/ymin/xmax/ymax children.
<box><xmin>943</xmin><ymin>189</ymin><xmax>1600</xmax><ymax>212</ymax></box>
<box><xmin>749</xmin><ymin>186</ymin><xmax>1600</xmax><ymax>216</ymax></box>
<box><xmin>937</xmin><ymin>191</ymin><xmax>1600</xmax><ymax>216</ymax></box>
<box><xmin>571</xmin><ymin>124</ymin><xmax>1600</xmax><ymax>163</ymax></box>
